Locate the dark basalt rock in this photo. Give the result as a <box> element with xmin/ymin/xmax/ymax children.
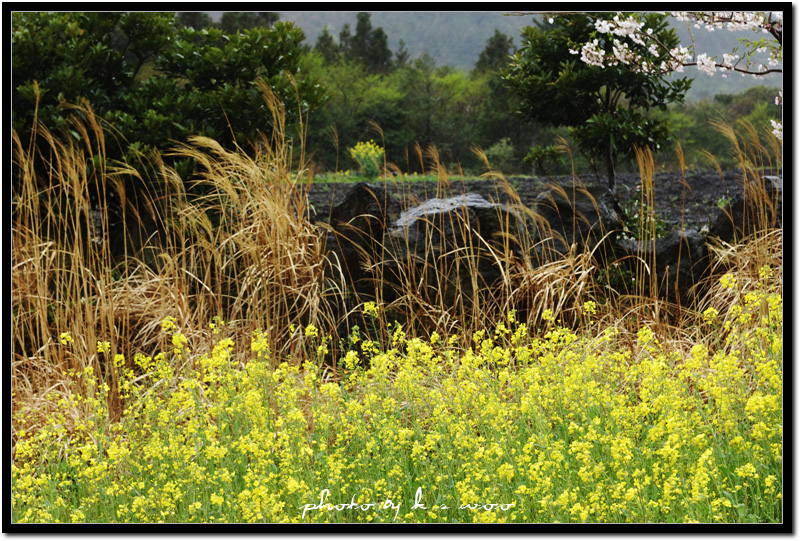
<box><xmin>530</xmin><ymin>183</ymin><xmax>625</xmax><ymax>265</ymax></box>
<box><xmin>617</xmin><ymin>229</ymin><xmax>710</xmax><ymax>306</ymax></box>
<box><xmin>328</xmin><ymin>182</ymin><xmax>403</xmax><ymax>233</ymax></box>
<box><xmin>327</xmin><ymin>183</ymin><xmax>629</xmax><ymax>305</ymax></box>
<box><xmin>326</xmin><ymin>182</ymin><xmax>403</xmax><ymax>294</ymax></box>
<box><xmin>322</xmin><ymin>172</ymin><xmax>781</xmax><ymax>312</ymax></box>
<box><xmin>708</xmin><ymin>175</ymin><xmax>783</xmax><ymax>244</ymax></box>
<box><xmin>382</xmin><ymin>193</ymin><xmax>529</xmax><ymax>305</ymax></box>
<box><xmin>390</xmin><ymin>193</ymin><xmax>523</xmax><ymax>252</ymax></box>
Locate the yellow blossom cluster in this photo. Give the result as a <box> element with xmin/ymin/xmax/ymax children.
<box><xmin>349</xmin><ymin>140</ymin><xmax>384</xmax><ymax>180</ymax></box>
<box><xmin>12</xmin><ymin>278</ymin><xmax>782</xmax><ymax>524</ymax></box>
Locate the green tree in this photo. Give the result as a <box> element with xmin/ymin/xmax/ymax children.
<box><xmin>394</xmin><ymin>39</ymin><xmax>410</xmax><ymax>68</ymax></box>
<box><xmin>504</xmin><ymin>13</ymin><xmax>692</xmax><ymax>190</ymax></box>
<box><xmin>176</xmin><ymin>12</ymin><xmax>212</xmax><ymax>29</ymax></box>
<box><xmin>338</xmin><ymin>23</ymin><xmax>352</xmax><ymax>57</ymax></box>
<box><xmin>367</xmin><ymin>27</ymin><xmax>393</xmax><ymax>74</ymax></box>
<box><xmin>468</xmin><ymin>29</ymin><xmax>540</xmax><ymax>174</ymax></box>
<box><xmin>351</xmin><ymin>12</ymin><xmax>373</xmax><ymax>62</ymax></box>
<box><xmin>218</xmin><ymin>12</ymin><xmax>279</xmax><ymax>33</ymax></box>
<box><xmin>342</xmin><ymin>13</ymin><xmax>393</xmax><ymax>74</ymax></box>
<box><xmin>315</xmin><ymin>26</ymin><xmax>339</xmax><ymax>64</ymax></box>
<box><xmin>473</xmin><ymin>29</ymin><xmax>514</xmax><ymax>75</ymax></box>
<box><xmin>13</xmin><ymin>13</ymin><xmax>326</xmax><ymax>195</ymax></box>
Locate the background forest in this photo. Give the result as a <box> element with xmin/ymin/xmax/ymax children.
<box><xmin>215</xmin><ymin>11</ymin><xmax>783</xmax><ymax>176</ymax></box>
<box><xmin>13</xmin><ymin>11</ymin><xmax>782</xmax><ymax>185</ymax></box>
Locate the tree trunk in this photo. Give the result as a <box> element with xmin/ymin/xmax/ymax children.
<box><xmin>605</xmin><ymin>148</ymin><xmax>616</xmax><ymax>192</ymax></box>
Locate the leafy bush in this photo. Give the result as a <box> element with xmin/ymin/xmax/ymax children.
<box><xmin>12</xmin><ymin>12</ymin><xmax>326</xmax><ymax>195</ymax></box>
<box><xmin>483</xmin><ymin>137</ymin><xmax>517</xmax><ymax>173</ymax></box>
<box><xmin>524</xmin><ymin>143</ymin><xmax>567</xmax><ymax>177</ymax></box>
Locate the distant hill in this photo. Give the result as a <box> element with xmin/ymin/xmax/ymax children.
<box><xmin>206</xmin><ymin>10</ymin><xmax>783</xmax><ymax>101</ymax></box>
<box><xmin>279</xmin><ymin>11</ymin><xmax>536</xmax><ymax>69</ymax></box>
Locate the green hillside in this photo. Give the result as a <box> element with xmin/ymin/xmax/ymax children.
<box><xmin>270</xmin><ymin>11</ymin><xmax>782</xmax><ymax>101</ymax></box>
<box><xmin>279</xmin><ymin>11</ymin><xmax>536</xmax><ymax>69</ymax></box>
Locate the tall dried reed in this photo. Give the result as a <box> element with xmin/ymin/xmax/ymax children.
<box><xmin>13</xmin><ymin>102</ymin><xmax>133</xmax><ymax>428</ymax></box>
<box><xmin>336</xmin><ymin>144</ymin><xmax>602</xmax><ymax>347</ymax></box>
<box><xmin>694</xmin><ymin>119</ymin><xmax>783</xmax><ymax>341</ymax></box>
<box><xmin>12</xmin><ymin>83</ymin><xmax>782</xmax><ymax>449</ymax></box>
<box><xmin>11</xmin><ymin>87</ymin><xmax>342</xmax><ymax>439</ymax></box>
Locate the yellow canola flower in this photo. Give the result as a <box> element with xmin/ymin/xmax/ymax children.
<box><xmin>161</xmin><ymin>316</ymin><xmax>178</xmax><ymax>334</ymax></box>
<box><xmin>702</xmin><ymin>307</ymin><xmax>719</xmax><ymax>324</ymax></box>
<box><xmin>720</xmin><ymin>273</ymin><xmax>738</xmax><ymax>290</ymax></box>
<box><xmin>12</xmin><ymin>281</ymin><xmax>783</xmax><ymax>525</ymax></box>
<box><xmin>734</xmin><ymin>463</ymin><xmax>759</xmax><ymax>479</ymax></box>
<box><xmin>637</xmin><ymin>326</ymin><xmax>655</xmax><ymax>345</ymax></box>
<box><xmin>363</xmin><ymin>301</ymin><xmax>379</xmax><ymax>319</ymax></box>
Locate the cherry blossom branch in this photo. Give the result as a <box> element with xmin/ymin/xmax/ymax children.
<box><xmin>508</xmin><ymin>11</ymin><xmax>784</xmax><ymax>140</ymax></box>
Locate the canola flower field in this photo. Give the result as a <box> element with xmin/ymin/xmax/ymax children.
<box><xmin>12</xmin><ymin>272</ymin><xmax>782</xmax><ymax>524</ymax></box>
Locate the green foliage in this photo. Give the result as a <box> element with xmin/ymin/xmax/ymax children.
<box><xmin>503</xmin><ymin>13</ymin><xmax>692</xmax><ymax>190</ymax></box>
<box><xmin>349</xmin><ymin>12</ymin><xmax>392</xmax><ymax>74</ymax></box>
<box><xmin>175</xmin><ymin>12</ymin><xmax>212</xmax><ymax>30</ymax></box>
<box><xmin>650</xmin><ymin>85</ymin><xmax>781</xmax><ymax>170</ymax></box>
<box><xmin>394</xmin><ymin>40</ymin><xmax>410</xmax><ymax>68</ymax></box>
<box><xmin>349</xmin><ymin>140</ymin><xmax>385</xmax><ymax>180</ymax></box>
<box><xmin>315</xmin><ymin>13</ymin><xmax>393</xmax><ymax>74</ymax></box>
<box><xmin>399</xmin><ymin>57</ymin><xmax>480</xmax><ymax>165</ymax></box>
<box><xmin>12</xmin><ymin>13</ymin><xmax>173</xmax><ymax>142</ymax></box>
<box><xmin>618</xmin><ymin>191</ymin><xmax>671</xmax><ymax>241</ymax></box>
<box><xmin>483</xmin><ymin>138</ymin><xmax>516</xmax><ymax>172</ymax></box>
<box><xmin>217</xmin><ymin>12</ymin><xmax>279</xmax><ymax>33</ymax></box>
<box><xmin>315</xmin><ymin>27</ymin><xmax>339</xmax><ymax>64</ymax></box>
<box><xmin>595</xmin><ymin>261</ymin><xmax>637</xmax><ymax>294</ymax></box>
<box><xmin>473</xmin><ymin>29</ymin><xmax>515</xmax><ymax>75</ymax></box>
<box><xmin>12</xmin><ymin>12</ymin><xmax>326</xmax><ymax>196</ymax></box>
<box><xmin>524</xmin><ymin>144</ymin><xmax>567</xmax><ymax>177</ymax></box>
<box><xmin>153</xmin><ymin>23</ymin><xmax>325</xmax><ymax>149</ymax></box>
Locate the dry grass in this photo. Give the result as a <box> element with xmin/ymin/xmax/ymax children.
<box><xmin>11</xmin><ymin>90</ymin><xmax>343</xmax><ymax>443</ymax></box>
<box><xmin>12</xmin><ymin>90</ymin><xmax>782</xmax><ymax>461</ymax></box>
<box><xmin>331</xmin><ymin>144</ymin><xmax>606</xmax><ymax>345</ymax></box>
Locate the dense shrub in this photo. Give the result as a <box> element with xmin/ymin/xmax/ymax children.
<box><xmin>12</xmin><ymin>12</ymin><xmax>326</xmax><ymax>195</ymax></box>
